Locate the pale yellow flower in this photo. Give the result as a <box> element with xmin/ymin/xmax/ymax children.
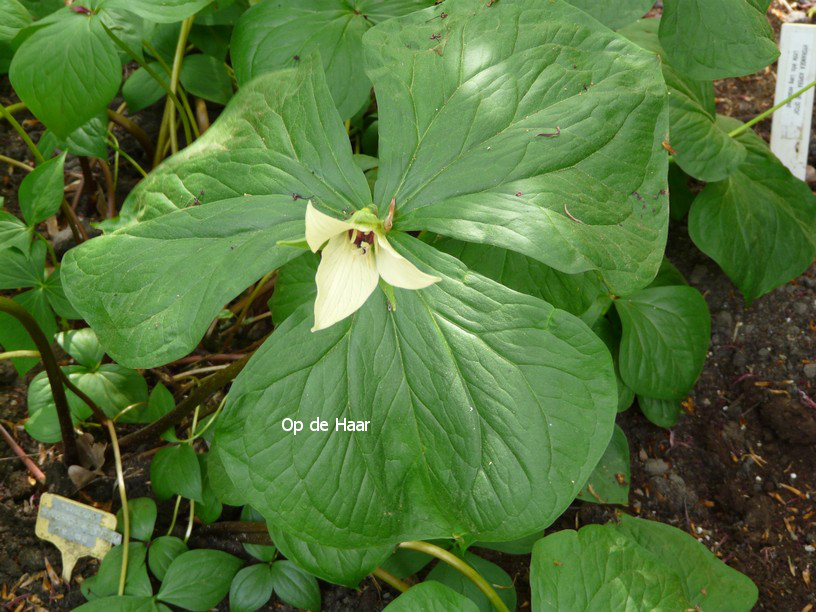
<box><xmin>306</xmin><ymin>201</ymin><xmax>440</xmax><ymax>332</ymax></box>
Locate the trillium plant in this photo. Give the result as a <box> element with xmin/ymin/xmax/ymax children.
<box><xmin>0</xmin><ymin>0</ymin><xmax>812</xmax><ymax>609</ymax></box>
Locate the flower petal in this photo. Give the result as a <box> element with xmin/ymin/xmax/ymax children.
<box><xmin>312</xmin><ymin>234</ymin><xmax>379</xmax><ymax>331</ymax></box>
<box><xmin>376</xmin><ymin>234</ymin><xmax>441</xmax><ymax>290</ymax></box>
<box><xmin>305</xmin><ymin>201</ymin><xmax>352</xmax><ymax>252</ymax></box>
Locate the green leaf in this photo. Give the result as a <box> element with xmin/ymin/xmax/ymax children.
<box><xmin>648</xmin><ymin>258</ymin><xmax>687</xmax><ymax>289</ymax></box>
<box><xmin>426</xmin><ymin>551</ymin><xmax>516</xmax><ymax>612</ymax></box>
<box><xmin>240</xmin><ymin>506</ymin><xmax>277</xmax><ymax>562</ymax></box>
<box><xmin>667</xmin><ymin>164</ymin><xmax>694</xmax><ymax>221</ymax></box>
<box><xmin>151</xmin><ymin>444</ymin><xmax>203</xmax><ymax>502</ymax></box>
<box><xmin>230</xmin><ymin>564</ymin><xmax>275</xmax><ymax>612</ymax></box>
<box><xmin>638</xmin><ymin>395</ymin><xmax>681</xmax><ymax>428</ymax></box>
<box><xmin>385</xmin><ymin>581</ymin><xmax>479</xmax><ymax>611</ymax></box>
<box><xmin>368</xmin><ymin>0</ymin><xmax>670</xmax><ymax>295</ymax></box>
<box><xmin>206</xmin><ymin>444</ymin><xmax>247</xmax><ymax>506</ymax></box>
<box><xmin>117</xmin><ymin>497</ymin><xmax>158</xmax><ymax>542</ymax></box>
<box><xmin>115</xmin><ymin>54</ymin><xmax>368</xmax><ymax>224</ymax></box>
<box><xmin>268</xmin><ymin>560</ymin><xmax>320</xmax><ymax>611</ymax></box>
<box><xmin>0</xmin><ymin>245</ymin><xmax>42</xmax><ymax>289</ymax></box>
<box><xmin>576</xmin><ymin>424</ymin><xmax>630</xmax><ymax>505</ymax></box>
<box><xmin>592</xmin><ymin>316</ymin><xmax>635</xmax><ymax>413</ymax></box>
<box><xmin>616</xmin><ymin>285</ymin><xmax>710</xmax><ymax>400</ymax></box>
<box><xmin>43</xmin><ymin>267</ymin><xmax>83</xmax><ymax>320</ymax></box>
<box><xmin>0</xmin><ymin>0</ymin><xmax>31</xmax><ymax>73</ymax></box>
<box><xmin>39</xmin><ymin>113</ymin><xmax>108</xmax><ymax>159</ymax></box>
<box><xmin>615</xmin><ymin>514</ymin><xmax>758</xmax><ymax>610</ymax></box>
<box><xmin>82</xmin><ymin>543</ymin><xmax>152</xmax><ymax>600</ymax></box>
<box><xmin>128</xmin><ymin>382</ymin><xmax>175</xmax><ymax>426</ymax></box>
<box><xmin>189</xmin><ymin>23</ymin><xmax>231</xmax><ymax>59</ymax></box>
<box><xmin>269</xmin><ymin>252</ymin><xmax>318</xmax><ymax>325</ymax></box>
<box><xmin>471</xmin><ymin>531</ymin><xmax>545</xmax><ymax>555</ymax></box>
<box><xmin>380</xmin><ymin>546</ymin><xmax>438</xmax><ymax>579</ymax></box>
<box><xmin>214</xmin><ymin>235</ymin><xmax>617</xmax><ymax>548</ymax></box>
<box><xmin>18</xmin><ymin>0</ymin><xmax>62</xmax><ymax>19</ymax></box>
<box><xmin>659</xmin><ymin>0</ymin><xmax>778</xmax><ymax>81</ymax></box>
<box><xmin>564</xmin><ymin>0</ymin><xmax>654</xmax><ymax>30</ymax></box>
<box><xmin>105</xmin><ymin>0</ymin><xmax>215</xmax><ymax>23</ymax></box>
<box><xmin>195</xmin><ymin>453</ymin><xmax>223</xmax><ymax>524</ymax></box>
<box><xmin>688</xmin><ymin>118</ymin><xmax>816</xmax><ymax>302</ymax></box>
<box><xmin>0</xmin><ymin>277</ymin><xmax>57</xmax><ymax>376</ymax></box>
<box><xmin>620</xmin><ymin>18</ymin><xmax>746</xmax><ymax>182</ymax></box>
<box><xmin>147</xmin><ymin>536</ymin><xmax>188</xmax><ymax>582</ymax></box>
<box><xmin>179</xmin><ymin>54</ymin><xmax>232</xmax><ymax>105</ymax></box>
<box><xmin>26</xmin><ymin>371</ymin><xmax>78</xmax><ymax>443</ymax></box>
<box><xmin>56</xmin><ymin>327</ymin><xmax>105</xmax><ymax>369</ymax></box>
<box><xmin>157</xmin><ymin>549</ymin><xmax>243</xmax><ymax>611</ymax></box>
<box><xmin>0</xmin><ymin>210</ymin><xmax>31</xmax><ymax>252</ymax></box>
<box><xmin>531</xmin><ymin>524</ymin><xmax>692</xmax><ymax>609</ymax></box>
<box><xmin>431</xmin><ymin>237</ymin><xmax>602</xmax><ymax>317</ymax></box>
<box><xmin>122</xmin><ymin>63</ymin><xmax>169</xmax><ymax>113</ymax></box>
<box><xmin>230</xmin><ymin>0</ymin><xmax>431</xmax><ymax>119</ymax></box>
<box><xmin>10</xmin><ymin>11</ymin><xmax>121</xmax><ymax>138</ymax></box>
<box><xmin>62</xmin><ymin>197</ymin><xmax>307</xmax><ymax>367</ymax></box>
<box><xmin>270</xmin><ymin>524</ymin><xmax>391</xmax><ymax>588</ymax></box>
<box><xmin>66</xmin><ymin>365</ymin><xmax>148</xmax><ymax>421</ymax></box>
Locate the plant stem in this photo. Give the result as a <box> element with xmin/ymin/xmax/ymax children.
<box><xmin>729</xmin><ymin>77</ymin><xmax>816</xmax><ymax>138</ymax></box>
<box><xmin>118</xmin><ymin>353</ymin><xmax>251</xmax><ymax>450</ymax></box>
<box><xmin>397</xmin><ymin>541</ymin><xmax>509</xmax><ymax>612</ymax></box>
<box><xmin>108</xmin><ymin>136</ymin><xmax>148</xmax><ymax>178</ymax></box>
<box><xmin>178</xmin><ymin>88</ymin><xmax>201</xmax><ymax>139</ymax></box>
<box><xmin>0</xmin><ymin>101</ymin><xmax>26</xmax><ymax>119</ymax></box>
<box><xmin>106</xmin><ymin>109</ymin><xmax>155</xmax><ymax>162</ymax></box>
<box><xmin>0</xmin><ymin>423</ymin><xmax>46</xmax><ymax>484</ymax></box>
<box><xmin>194</xmin><ymin>98</ymin><xmax>210</xmax><ymax>133</ymax></box>
<box><xmin>0</xmin><ymin>297</ymin><xmax>78</xmax><ymax>465</ymax></box>
<box><xmin>60</xmin><ymin>368</ymin><xmax>107</xmax><ymax>423</ymax></box>
<box><xmin>166</xmin><ymin>17</ymin><xmax>195</xmax><ymax>156</ymax></box>
<box><xmin>0</xmin><ymin>104</ymin><xmax>44</xmax><ymax>164</ymax></box>
<box><xmin>166</xmin><ymin>496</ymin><xmax>182</xmax><ymax>536</ymax></box>
<box><xmin>100</xmin><ymin>22</ymin><xmax>192</xmax><ymax>156</ymax></box>
<box><xmin>0</xmin><ymin>350</ymin><xmax>40</xmax><ymax>360</ymax></box>
<box><xmin>35</xmin><ymin>231</ymin><xmax>59</xmax><ymax>268</ymax></box>
<box><xmin>184</xmin><ymin>499</ymin><xmax>195</xmax><ymax>544</ymax></box>
<box><xmin>0</xmin><ymin>154</ymin><xmax>33</xmax><ymax>172</ymax></box>
<box><xmin>372</xmin><ymin>567</ymin><xmax>410</xmax><ymax>593</ymax></box>
<box><xmin>106</xmin><ymin>419</ymin><xmax>129</xmax><ymax>596</ymax></box>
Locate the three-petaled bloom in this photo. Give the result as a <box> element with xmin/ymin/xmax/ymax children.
<box><xmin>306</xmin><ymin>201</ymin><xmax>440</xmax><ymax>332</ymax></box>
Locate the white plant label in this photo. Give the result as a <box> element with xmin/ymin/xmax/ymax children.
<box><xmin>770</xmin><ymin>23</ymin><xmax>816</xmax><ymax>180</ymax></box>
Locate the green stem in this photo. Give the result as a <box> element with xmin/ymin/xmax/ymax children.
<box><xmin>35</xmin><ymin>231</ymin><xmax>59</xmax><ymax>268</ymax></box>
<box><xmin>0</xmin><ymin>297</ymin><xmax>78</xmax><ymax>465</ymax></box>
<box><xmin>372</xmin><ymin>567</ymin><xmax>410</xmax><ymax>593</ymax></box>
<box><xmin>0</xmin><ymin>104</ymin><xmax>44</xmax><ymax>164</ymax></box>
<box><xmin>106</xmin><ymin>419</ymin><xmax>129</xmax><ymax>596</ymax></box>
<box><xmin>397</xmin><ymin>541</ymin><xmax>509</xmax><ymax>612</ymax></box>
<box><xmin>108</xmin><ymin>136</ymin><xmax>148</xmax><ymax>178</ymax></box>
<box><xmin>0</xmin><ymin>154</ymin><xmax>33</xmax><ymax>172</ymax></box>
<box><xmin>106</xmin><ymin>109</ymin><xmax>156</xmax><ymax>163</ymax></box>
<box><xmin>0</xmin><ymin>102</ymin><xmax>26</xmax><ymax>119</ymax></box>
<box><xmin>100</xmin><ymin>22</ymin><xmax>191</xmax><ymax>152</ymax></box>
<box><xmin>728</xmin><ymin>77</ymin><xmax>816</xmax><ymax>138</ymax></box>
<box><xmin>0</xmin><ymin>350</ymin><xmax>40</xmax><ymax>360</ymax></box>
<box><xmin>166</xmin><ymin>17</ymin><xmax>195</xmax><ymax>156</ymax></box>
<box><xmin>177</xmin><ymin>87</ymin><xmax>201</xmax><ymax>139</ymax></box>
<box><xmin>166</xmin><ymin>496</ymin><xmax>182</xmax><ymax>536</ymax></box>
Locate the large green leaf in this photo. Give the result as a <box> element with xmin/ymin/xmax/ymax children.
<box><xmin>431</xmin><ymin>237</ymin><xmax>602</xmax><ymax>318</ymax></box>
<box><xmin>688</xmin><ymin>118</ymin><xmax>816</xmax><ymax>303</ymax></box>
<box><xmin>214</xmin><ymin>235</ymin><xmax>617</xmax><ymax>548</ymax></box>
<box><xmin>385</xmin><ymin>581</ymin><xmax>479</xmax><ymax>611</ymax></box>
<box><xmin>61</xmin><ymin>197</ymin><xmax>306</xmax><ymax>367</ymax></box>
<box><xmin>638</xmin><ymin>395</ymin><xmax>681</xmax><ymax>428</ymax></box>
<box><xmin>105</xmin><ymin>0</ymin><xmax>215</xmax><ymax>23</ymax></box>
<box><xmin>9</xmin><ymin>9</ymin><xmax>121</xmax><ymax>138</ymax></box>
<box><xmin>179</xmin><ymin>54</ymin><xmax>232</xmax><ymax>105</ymax></box>
<box><xmin>268</xmin><ymin>560</ymin><xmax>321</xmax><ymax>611</ymax></box>
<box><xmin>576</xmin><ymin>424</ymin><xmax>629</xmax><ymax>505</ymax></box>
<box><xmin>615</xmin><ymin>514</ymin><xmax>758</xmax><ymax>609</ymax></box>
<box><xmin>620</xmin><ymin>18</ymin><xmax>745</xmax><ymax>182</ymax></box>
<box><xmin>367</xmin><ymin>0</ymin><xmax>670</xmax><ymax>294</ymax></box>
<box><xmin>615</xmin><ymin>285</ymin><xmax>710</xmax><ymax>400</ymax></box>
<box><xmin>659</xmin><ymin>0</ymin><xmax>778</xmax><ymax>81</ymax></box>
<box><xmin>157</xmin><ymin>549</ymin><xmax>243</xmax><ymax>611</ymax></box>
<box><xmin>269</xmin><ymin>252</ymin><xmax>319</xmax><ymax>326</ymax></box>
<box><xmin>115</xmin><ymin>54</ymin><xmax>368</xmax><ymax>224</ymax></box>
<box><xmin>231</xmin><ymin>0</ymin><xmax>431</xmax><ymax>119</ymax></box>
<box><xmin>564</xmin><ymin>0</ymin><xmax>654</xmax><ymax>30</ymax></box>
<box><xmin>531</xmin><ymin>523</ymin><xmax>692</xmax><ymax>609</ymax></box>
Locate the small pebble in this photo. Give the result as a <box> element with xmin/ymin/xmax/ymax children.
<box><xmin>794</xmin><ymin>302</ymin><xmax>808</xmax><ymax>315</ymax></box>
<box><xmin>804</xmin><ymin>363</ymin><xmax>816</xmax><ymax>379</ymax></box>
<box><xmin>644</xmin><ymin>458</ymin><xmax>669</xmax><ymax>476</ymax></box>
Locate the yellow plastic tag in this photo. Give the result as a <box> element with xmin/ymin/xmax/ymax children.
<box><xmin>35</xmin><ymin>493</ymin><xmax>121</xmax><ymax>581</ymax></box>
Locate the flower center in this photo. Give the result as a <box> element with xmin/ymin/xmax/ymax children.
<box><xmin>349</xmin><ymin>229</ymin><xmax>375</xmax><ymax>250</ymax></box>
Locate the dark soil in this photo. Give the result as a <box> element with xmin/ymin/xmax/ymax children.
<box><xmin>2</xmin><ymin>2</ymin><xmax>816</xmax><ymax>610</ymax></box>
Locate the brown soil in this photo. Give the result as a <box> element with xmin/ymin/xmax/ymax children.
<box><xmin>2</xmin><ymin>2</ymin><xmax>816</xmax><ymax>610</ymax></box>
